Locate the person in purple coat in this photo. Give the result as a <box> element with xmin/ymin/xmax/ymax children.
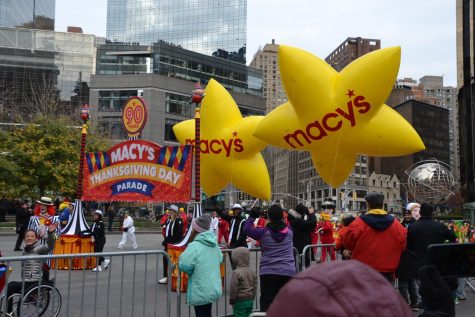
<box><xmin>244</xmin><ymin>204</ymin><xmax>296</xmax><ymax>312</ymax></box>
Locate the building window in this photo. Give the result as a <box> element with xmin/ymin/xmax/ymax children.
<box><xmin>166</xmin><ymin>93</ymin><xmax>191</xmax><ymax>116</ymax></box>
<box><xmin>98</xmin><ymin>119</ymin><xmax>128</xmax><ymax>140</ymax></box>
<box><xmin>99</xmin><ymin>90</ymin><xmax>138</xmax><ymax>112</ymax></box>
<box><xmin>165</xmin><ymin>118</ymin><xmax>180</xmax><ymax>142</ymax></box>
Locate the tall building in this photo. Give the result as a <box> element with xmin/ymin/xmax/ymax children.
<box><xmin>325</xmin><ymin>37</ymin><xmax>381</xmax><ymax>70</ymax></box>
<box><xmin>106</xmin><ymin>0</ymin><xmax>247</xmax><ymax>63</ymax></box>
<box><xmin>294</xmin><ymin>37</ymin><xmax>380</xmax><ymax>211</ymax></box>
<box><xmin>380</xmin><ymin>100</ymin><xmax>450</xmax><ymax>200</ymax></box>
<box><xmin>384</xmin><ymin>76</ymin><xmax>459</xmax><ymax>187</ymax></box>
<box><xmin>456</xmin><ymin>0</ymin><xmax>475</xmax><ymax>203</ymax></box>
<box><xmin>0</xmin><ymin>0</ymin><xmax>55</xmax><ymax>30</ymax></box>
<box><xmin>249</xmin><ymin>39</ymin><xmax>298</xmax><ymax>208</ymax></box>
<box><xmin>0</xmin><ymin>26</ymin><xmax>99</xmax><ymax>122</ymax></box>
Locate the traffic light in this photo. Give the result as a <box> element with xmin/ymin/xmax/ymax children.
<box><xmin>238</xmin><ymin>191</ymin><xmax>244</xmax><ymax>201</ymax></box>
<box><xmin>353</xmin><ymin>191</ymin><xmax>357</xmax><ymax>200</ymax></box>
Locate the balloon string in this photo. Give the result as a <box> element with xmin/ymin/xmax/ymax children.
<box><xmin>330</xmin><ymin>127</ymin><xmax>343</xmax><ymax>187</ymax></box>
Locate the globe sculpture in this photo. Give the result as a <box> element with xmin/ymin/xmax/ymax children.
<box><xmin>405</xmin><ymin>159</ymin><xmax>455</xmax><ymax>204</ymax></box>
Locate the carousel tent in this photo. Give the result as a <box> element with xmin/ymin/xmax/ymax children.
<box><xmin>61</xmin><ymin>199</ymin><xmax>90</xmax><ymax>236</ymax></box>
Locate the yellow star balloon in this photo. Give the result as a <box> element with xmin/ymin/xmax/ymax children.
<box><xmin>173</xmin><ymin>79</ymin><xmax>271</xmax><ymax>199</ymax></box>
<box><xmin>253</xmin><ymin>45</ymin><xmax>425</xmax><ymax>187</ymax></box>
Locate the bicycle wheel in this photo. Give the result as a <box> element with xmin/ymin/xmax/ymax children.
<box><xmin>17</xmin><ymin>284</ymin><xmax>62</xmax><ymax>317</ymax></box>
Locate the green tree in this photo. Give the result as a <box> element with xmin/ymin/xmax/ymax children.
<box><xmin>0</xmin><ymin>116</ymin><xmax>110</xmax><ymax>197</ymax></box>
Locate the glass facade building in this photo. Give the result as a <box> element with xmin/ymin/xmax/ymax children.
<box><xmin>96</xmin><ymin>42</ymin><xmax>262</xmax><ymax>96</ymax></box>
<box><xmin>0</xmin><ymin>0</ymin><xmax>55</xmax><ymax>30</ymax></box>
<box><xmin>106</xmin><ymin>0</ymin><xmax>246</xmax><ymax>63</ymax></box>
<box><xmin>0</xmin><ymin>27</ymin><xmax>98</xmax><ymax>120</ymax></box>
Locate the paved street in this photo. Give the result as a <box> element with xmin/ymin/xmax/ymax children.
<box><xmin>1</xmin><ymin>233</ymin><xmax>474</xmax><ymax>316</ymax></box>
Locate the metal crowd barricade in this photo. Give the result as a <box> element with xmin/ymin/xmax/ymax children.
<box><xmin>0</xmin><ymin>250</ymin><xmax>173</xmax><ymax>317</ymax></box>
<box><xmin>176</xmin><ymin>247</ymin><xmax>300</xmax><ymax>317</ymax></box>
<box><xmin>300</xmin><ymin>243</ymin><xmax>339</xmax><ymax>271</ymax></box>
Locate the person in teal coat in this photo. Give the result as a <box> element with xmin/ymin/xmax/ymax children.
<box><xmin>179</xmin><ymin>213</ymin><xmax>223</xmax><ymax>317</ymax></box>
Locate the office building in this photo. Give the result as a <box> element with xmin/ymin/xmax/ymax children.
<box><xmin>0</xmin><ymin>0</ymin><xmax>55</xmax><ymax>30</ymax></box>
<box><xmin>249</xmin><ymin>39</ymin><xmax>298</xmax><ymax>208</ymax></box>
<box><xmin>325</xmin><ymin>37</ymin><xmax>380</xmax><ymax>70</ymax></box>
<box><xmin>384</xmin><ymin>76</ymin><xmax>459</xmax><ymax>187</ymax></box>
<box><xmin>380</xmin><ymin>100</ymin><xmax>450</xmax><ymax>193</ymax></box>
<box><xmin>106</xmin><ymin>0</ymin><xmax>247</xmax><ymax>63</ymax></box>
<box><xmin>457</xmin><ymin>0</ymin><xmax>475</xmax><ymax>203</ymax></box>
<box><xmin>0</xmin><ymin>26</ymin><xmax>99</xmax><ymax>122</ymax></box>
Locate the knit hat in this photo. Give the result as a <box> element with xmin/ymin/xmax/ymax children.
<box><xmin>192</xmin><ymin>214</ymin><xmax>211</xmax><ymax>233</ymax></box>
<box><xmin>419</xmin><ymin>203</ymin><xmax>434</xmax><ymax>217</ymax></box>
<box><xmin>266</xmin><ymin>260</ymin><xmax>414</xmax><ymax>317</ymax></box>
<box><xmin>267</xmin><ymin>205</ymin><xmax>283</xmax><ymax>222</ymax></box>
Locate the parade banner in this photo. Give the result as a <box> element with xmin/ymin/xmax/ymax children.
<box><xmin>82</xmin><ymin>140</ymin><xmax>192</xmax><ymax>202</ymax></box>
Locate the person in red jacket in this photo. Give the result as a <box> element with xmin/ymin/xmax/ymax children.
<box><xmin>218</xmin><ymin>215</ymin><xmax>230</xmax><ymax>246</ymax></box>
<box><xmin>343</xmin><ymin>192</ymin><xmax>407</xmax><ymax>282</ymax></box>
<box><xmin>316</xmin><ymin>213</ymin><xmax>336</xmax><ymax>262</ymax></box>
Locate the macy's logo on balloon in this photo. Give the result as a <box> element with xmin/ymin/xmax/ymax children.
<box><xmin>185</xmin><ymin>138</ymin><xmax>243</xmax><ymax>157</ymax></box>
<box><xmin>284</xmin><ymin>94</ymin><xmax>370</xmax><ymax>148</ymax></box>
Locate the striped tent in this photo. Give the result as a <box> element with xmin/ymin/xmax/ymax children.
<box><xmin>173</xmin><ymin>202</ymin><xmax>202</xmax><ymax>247</ymax></box>
<box><xmin>61</xmin><ymin>199</ymin><xmax>90</xmax><ymax>236</ymax></box>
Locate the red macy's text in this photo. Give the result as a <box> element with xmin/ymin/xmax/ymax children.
<box><xmin>284</xmin><ymin>95</ymin><xmax>370</xmax><ymax>148</ymax></box>
<box><xmin>185</xmin><ymin>138</ymin><xmax>244</xmax><ymax>157</ymax></box>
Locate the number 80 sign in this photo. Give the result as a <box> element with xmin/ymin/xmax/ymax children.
<box><xmin>122</xmin><ymin>97</ymin><xmax>148</xmax><ymax>138</ymax></box>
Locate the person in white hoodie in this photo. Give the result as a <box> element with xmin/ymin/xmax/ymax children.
<box><xmin>117</xmin><ymin>210</ymin><xmax>138</xmax><ymax>249</ymax></box>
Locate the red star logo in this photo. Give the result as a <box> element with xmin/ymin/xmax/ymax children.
<box><xmin>346</xmin><ymin>89</ymin><xmax>355</xmax><ymax>98</ymax></box>
<box><xmin>232</xmin><ymin>131</ymin><xmax>238</xmax><ymax>137</ymax></box>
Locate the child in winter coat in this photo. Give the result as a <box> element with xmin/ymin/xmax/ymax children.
<box><xmin>179</xmin><ymin>214</ymin><xmax>223</xmax><ymax>317</ymax></box>
<box><xmin>230</xmin><ymin>247</ymin><xmax>257</xmax><ymax>317</ymax></box>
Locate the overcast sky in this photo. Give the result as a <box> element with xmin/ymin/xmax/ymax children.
<box><xmin>56</xmin><ymin>0</ymin><xmax>457</xmax><ymax>86</ymax></box>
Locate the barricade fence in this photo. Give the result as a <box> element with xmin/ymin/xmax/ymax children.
<box><xmin>0</xmin><ymin>250</ymin><xmax>173</xmax><ymax>317</ymax></box>
<box><xmin>0</xmin><ymin>245</ymin><xmax>335</xmax><ymax>317</ymax></box>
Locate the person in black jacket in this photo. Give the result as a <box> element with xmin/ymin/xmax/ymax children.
<box><xmin>407</xmin><ymin>204</ymin><xmax>456</xmax><ymax>270</ymax></box>
<box><xmin>407</xmin><ymin>203</ymin><xmax>457</xmax><ymax>313</ymax></box>
<box><xmin>14</xmin><ymin>201</ymin><xmax>31</xmax><ymax>251</ymax></box>
<box><xmin>159</xmin><ymin>205</ymin><xmax>183</xmax><ymax>284</ymax></box>
<box><xmin>218</xmin><ymin>204</ymin><xmax>247</xmax><ymax>249</ymax></box>
<box><xmin>397</xmin><ymin>209</ymin><xmax>420</xmax><ymax>310</ymax></box>
<box><xmin>82</xmin><ymin>210</ymin><xmax>109</xmax><ymax>272</ymax></box>
<box><xmin>287</xmin><ymin>204</ymin><xmax>316</xmax><ymax>269</ymax></box>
